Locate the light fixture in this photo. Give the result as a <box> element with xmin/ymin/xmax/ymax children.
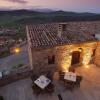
<box><xmin>78</xmin><ymin>48</ymin><xmax>82</xmax><ymax>52</ymax></box>
<box><xmin>14</xmin><ymin>48</ymin><xmax>20</xmax><ymax>54</ymax></box>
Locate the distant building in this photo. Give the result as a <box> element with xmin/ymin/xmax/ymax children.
<box><xmin>0</xmin><ymin>36</ymin><xmax>15</xmax><ymax>47</ymax></box>
<box><xmin>0</xmin><ymin>35</ymin><xmax>15</xmax><ymax>54</ymax></box>
<box><xmin>26</xmin><ymin>23</ymin><xmax>99</xmax><ymax>75</ymax></box>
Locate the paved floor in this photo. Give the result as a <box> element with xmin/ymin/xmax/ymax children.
<box><xmin>0</xmin><ymin>64</ymin><xmax>100</xmax><ymax>100</ymax></box>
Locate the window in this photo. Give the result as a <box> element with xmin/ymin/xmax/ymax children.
<box><xmin>48</xmin><ymin>55</ymin><xmax>55</xmax><ymax>64</ymax></box>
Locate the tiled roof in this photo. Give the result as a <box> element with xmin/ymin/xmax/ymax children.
<box><xmin>26</xmin><ymin>23</ymin><xmax>97</xmax><ymax>48</ymax></box>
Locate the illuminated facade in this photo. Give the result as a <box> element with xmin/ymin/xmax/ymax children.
<box><xmin>26</xmin><ymin>23</ymin><xmax>98</xmax><ymax>74</ymax></box>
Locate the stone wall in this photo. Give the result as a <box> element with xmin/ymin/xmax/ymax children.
<box><xmin>31</xmin><ymin>48</ymin><xmax>57</xmax><ymax>75</ymax></box>
<box><xmin>30</xmin><ymin>42</ymin><xmax>97</xmax><ymax>74</ymax></box>
<box><xmin>27</xmin><ymin>21</ymin><xmax>100</xmax><ymax>73</ymax></box>
<box><xmin>95</xmin><ymin>42</ymin><xmax>100</xmax><ymax>67</ymax></box>
<box><xmin>0</xmin><ymin>67</ymin><xmax>32</xmax><ymax>87</ymax></box>
<box><xmin>55</xmin><ymin>42</ymin><xmax>96</xmax><ymax>72</ymax></box>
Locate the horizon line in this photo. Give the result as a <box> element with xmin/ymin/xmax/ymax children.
<box><xmin>0</xmin><ymin>8</ymin><xmax>100</xmax><ymax>14</ymax></box>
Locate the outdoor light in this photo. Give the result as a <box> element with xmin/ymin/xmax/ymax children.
<box><xmin>78</xmin><ymin>48</ymin><xmax>82</xmax><ymax>52</ymax></box>
<box><xmin>15</xmin><ymin>48</ymin><xmax>20</xmax><ymax>54</ymax></box>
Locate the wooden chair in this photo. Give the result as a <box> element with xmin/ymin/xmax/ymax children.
<box><xmin>45</xmin><ymin>83</ymin><xmax>54</xmax><ymax>94</ymax></box>
<box><xmin>68</xmin><ymin>67</ymin><xmax>75</xmax><ymax>73</ymax></box>
<box><xmin>31</xmin><ymin>74</ymin><xmax>38</xmax><ymax>82</ymax></box>
<box><xmin>46</xmin><ymin>72</ymin><xmax>53</xmax><ymax>81</ymax></box>
<box><xmin>59</xmin><ymin>71</ymin><xmax>65</xmax><ymax>81</ymax></box>
<box><xmin>32</xmin><ymin>83</ymin><xmax>42</xmax><ymax>95</ymax></box>
<box><xmin>74</xmin><ymin>76</ymin><xmax>83</xmax><ymax>87</ymax></box>
<box><xmin>64</xmin><ymin>81</ymin><xmax>74</xmax><ymax>91</ymax></box>
<box><xmin>65</xmin><ymin>83</ymin><xmax>73</xmax><ymax>91</ymax></box>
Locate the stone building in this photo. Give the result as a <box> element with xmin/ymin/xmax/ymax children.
<box><xmin>26</xmin><ymin>23</ymin><xmax>98</xmax><ymax>75</ymax></box>
<box><xmin>92</xmin><ymin>33</ymin><xmax>100</xmax><ymax>67</ymax></box>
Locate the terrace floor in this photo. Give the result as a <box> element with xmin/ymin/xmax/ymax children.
<box><xmin>0</xmin><ymin>64</ymin><xmax>100</xmax><ymax>100</ymax></box>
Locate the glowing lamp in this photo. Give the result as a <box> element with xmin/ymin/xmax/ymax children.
<box><xmin>15</xmin><ymin>48</ymin><xmax>20</xmax><ymax>53</ymax></box>
<box><xmin>66</xmin><ymin>69</ymin><xmax>69</xmax><ymax>72</ymax></box>
<box><xmin>78</xmin><ymin>48</ymin><xmax>82</xmax><ymax>52</ymax></box>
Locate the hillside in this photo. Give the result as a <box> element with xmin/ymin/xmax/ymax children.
<box><xmin>0</xmin><ymin>10</ymin><xmax>100</xmax><ymax>26</ymax></box>
<box><xmin>0</xmin><ymin>10</ymin><xmax>100</xmax><ymax>39</ymax></box>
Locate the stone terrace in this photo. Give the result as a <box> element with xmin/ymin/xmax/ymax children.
<box><xmin>0</xmin><ymin>64</ymin><xmax>100</xmax><ymax>100</ymax></box>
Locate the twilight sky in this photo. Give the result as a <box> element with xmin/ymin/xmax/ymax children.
<box><xmin>0</xmin><ymin>0</ymin><xmax>100</xmax><ymax>13</ymax></box>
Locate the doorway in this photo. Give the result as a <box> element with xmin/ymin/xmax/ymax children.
<box><xmin>71</xmin><ymin>51</ymin><xmax>80</xmax><ymax>65</ymax></box>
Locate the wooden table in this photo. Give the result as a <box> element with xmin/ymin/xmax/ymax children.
<box><xmin>64</xmin><ymin>72</ymin><xmax>76</xmax><ymax>82</ymax></box>
<box><xmin>34</xmin><ymin>75</ymin><xmax>51</xmax><ymax>89</ymax></box>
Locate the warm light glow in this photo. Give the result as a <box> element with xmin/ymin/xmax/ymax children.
<box><xmin>85</xmin><ymin>65</ymin><xmax>89</xmax><ymax>68</ymax></box>
<box><xmin>14</xmin><ymin>48</ymin><xmax>20</xmax><ymax>53</ymax></box>
<box><xmin>82</xmin><ymin>48</ymin><xmax>92</xmax><ymax>65</ymax></box>
<box><xmin>78</xmin><ymin>48</ymin><xmax>82</xmax><ymax>52</ymax></box>
<box><xmin>66</xmin><ymin>69</ymin><xmax>69</xmax><ymax>72</ymax></box>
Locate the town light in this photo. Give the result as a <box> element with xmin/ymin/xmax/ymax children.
<box><xmin>14</xmin><ymin>48</ymin><xmax>20</xmax><ymax>54</ymax></box>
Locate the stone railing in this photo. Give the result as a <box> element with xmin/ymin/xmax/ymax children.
<box><xmin>0</xmin><ymin>65</ymin><xmax>33</xmax><ymax>87</ymax></box>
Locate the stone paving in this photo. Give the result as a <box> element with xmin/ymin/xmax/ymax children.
<box><xmin>0</xmin><ymin>64</ymin><xmax>100</xmax><ymax>100</ymax></box>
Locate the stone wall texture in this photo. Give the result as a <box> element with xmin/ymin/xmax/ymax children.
<box><xmin>30</xmin><ymin>42</ymin><xmax>97</xmax><ymax>74</ymax></box>
<box><xmin>95</xmin><ymin>42</ymin><xmax>100</xmax><ymax>67</ymax></box>
<box><xmin>0</xmin><ymin>67</ymin><xmax>32</xmax><ymax>87</ymax></box>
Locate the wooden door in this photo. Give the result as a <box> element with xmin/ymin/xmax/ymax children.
<box><xmin>71</xmin><ymin>51</ymin><xmax>80</xmax><ymax>65</ymax></box>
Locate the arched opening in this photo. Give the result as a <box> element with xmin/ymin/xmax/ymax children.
<box><xmin>71</xmin><ymin>51</ymin><xmax>81</xmax><ymax>65</ymax></box>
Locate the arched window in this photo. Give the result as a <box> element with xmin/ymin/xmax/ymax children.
<box><xmin>48</xmin><ymin>55</ymin><xmax>55</xmax><ymax>64</ymax></box>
